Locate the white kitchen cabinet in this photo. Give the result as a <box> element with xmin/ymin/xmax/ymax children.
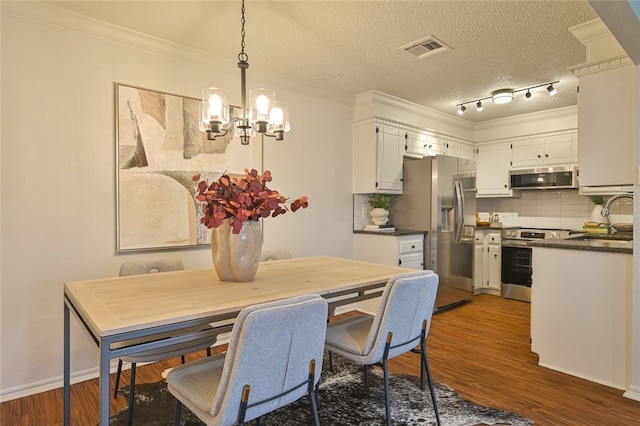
<box><xmin>354</xmin><ymin>233</ymin><xmax>424</xmax><ymax>269</ymax></box>
<box><xmin>573</xmin><ymin>59</ymin><xmax>635</xmax><ymax>187</ymax></box>
<box><xmin>353</xmin><ymin>121</ymin><xmax>404</xmax><ymax>194</ymax></box>
<box><xmin>531</xmin><ymin>246</ymin><xmax>631</xmax><ymax>389</ymax></box>
<box><xmin>405</xmin><ymin>130</ymin><xmax>426</xmax><ymax>158</ymax></box>
<box><xmin>424</xmin><ymin>135</ymin><xmax>447</xmax><ymax>157</ymax></box>
<box><xmin>447</xmin><ymin>139</ymin><xmax>476</xmax><ymax>161</ymax></box>
<box><xmin>476</xmin><ymin>142</ymin><xmax>513</xmax><ymax>197</ymax></box>
<box><xmin>474</xmin><ymin>229</ymin><xmax>501</xmax><ymax>295</ymax></box>
<box><xmin>510</xmin><ymin>133</ymin><xmax>577</xmax><ymax>169</ymax></box>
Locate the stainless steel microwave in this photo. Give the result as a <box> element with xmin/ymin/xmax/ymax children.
<box><xmin>509</xmin><ymin>165</ymin><xmax>578</xmax><ymax>190</ymax></box>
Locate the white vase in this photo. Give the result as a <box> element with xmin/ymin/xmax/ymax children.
<box><xmin>211</xmin><ymin>219</ymin><xmax>262</xmax><ymax>282</ymax></box>
<box><xmin>590</xmin><ymin>204</ymin><xmax>604</xmax><ymax>223</ymax></box>
<box><xmin>370</xmin><ymin>208</ymin><xmax>389</xmax><ymax>225</ymax></box>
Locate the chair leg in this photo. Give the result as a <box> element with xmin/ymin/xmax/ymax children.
<box><xmin>114</xmin><ymin>359</ymin><xmax>123</xmax><ymax>399</ymax></box>
<box><xmin>382</xmin><ymin>359</ymin><xmax>391</xmax><ymax>426</ymax></box>
<box><xmin>207</xmin><ymin>347</ymin><xmax>212</xmax><ymax>357</ymax></box>
<box><xmin>421</xmin><ymin>348</ymin><xmax>441</xmax><ymax>426</ymax></box>
<box><xmin>181</xmin><ymin>355</ymin><xmax>185</xmax><ymax>364</ymax></box>
<box><xmin>328</xmin><ymin>351</ymin><xmax>334</xmax><ymax>372</ymax></box>
<box><xmin>307</xmin><ymin>359</ymin><xmax>321</xmax><ymax>426</ymax></box>
<box><xmin>127</xmin><ymin>363</ymin><xmax>137</xmax><ymax>426</ymax></box>
<box><xmin>174</xmin><ymin>399</ymin><xmax>182</xmax><ymax>426</ymax></box>
<box><xmin>363</xmin><ymin>365</ymin><xmax>369</xmax><ymax>392</ymax></box>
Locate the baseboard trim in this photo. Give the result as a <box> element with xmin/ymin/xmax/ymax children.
<box><xmin>537</xmin><ymin>361</ymin><xmax>625</xmax><ymax>391</ymax></box>
<box><xmin>623</xmin><ymin>384</ymin><xmax>640</xmax><ymax>401</ymax></box>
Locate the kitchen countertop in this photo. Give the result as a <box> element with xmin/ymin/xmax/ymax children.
<box><xmin>353</xmin><ymin>229</ymin><xmax>428</xmax><ymax>236</ymax></box>
<box><xmin>528</xmin><ymin>233</ymin><xmax>633</xmax><ymax>254</ymax></box>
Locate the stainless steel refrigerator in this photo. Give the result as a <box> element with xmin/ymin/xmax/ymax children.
<box><xmin>394</xmin><ymin>155</ymin><xmax>476</xmax><ymax>311</ymax></box>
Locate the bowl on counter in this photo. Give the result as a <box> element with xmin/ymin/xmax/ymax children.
<box><xmin>612</xmin><ymin>223</ymin><xmax>633</xmax><ymax>232</ymax></box>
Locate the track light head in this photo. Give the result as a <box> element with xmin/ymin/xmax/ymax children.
<box><xmin>476</xmin><ymin>101</ymin><xmax>483</xmax><ymax>112</ymax></box>
<box><xmin>547</xmin><ymin>84</ymin><xmax>557</xmax><ymax>96</ymax></box>
<box><xmin>457</xmin><ymin>105</ymin><xmax>466</xmax><ymax>115</ymax></box>
<box><xmin>525</xmin><ymin>90</ymin><xmax>532</xmax><ymax>99</ymax></box>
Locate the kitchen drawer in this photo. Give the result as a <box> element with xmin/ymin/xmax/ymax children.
<box><xmin>399</xmin><ymin>237</ymin><xmax>423</xmax><ymax>254</ymax></box>
<box><xmin>399</xmin><ymin>252</ymin><xmax>424</xmax><ymax>269</ymax></box>
<box><xmin>487</xmin><ymin>233</ymin><xmax>501</xmax><ymax>245</ymax></box>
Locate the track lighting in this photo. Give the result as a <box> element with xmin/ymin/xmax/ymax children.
<box><xmin>455</xmin><ymin>80</ymin><xmax>559</xmax><ymax>115</ymax></box>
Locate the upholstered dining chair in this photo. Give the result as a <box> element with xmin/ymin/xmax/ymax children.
<box><xmin>324</xmin><ymin>270</ymin><xmax>441</xmax><ymax>426</ymax></box>
<box><xmin>260</xmin><ymin>248</ymin><xmax>292</xmax><ymax>262</ymax></box>
<box><xmin>115</xmin><ymin>257</ymin><xmax>218</xmax><ymax>426</ymax></box>
<box><xmin>166</xmin><ymin>294</ymin><xmax>328</xmax><ymax>426</ymax></box>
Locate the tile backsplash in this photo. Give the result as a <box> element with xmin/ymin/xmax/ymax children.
<box><xmin>477</xmin><ymin>190</ymin><xmax>633</xmax><ymax>230</ymax></box>
<box><xmin>353</xmin><ymin>190</ymin><xmax>633</xmax><ymax>231</ymax></box>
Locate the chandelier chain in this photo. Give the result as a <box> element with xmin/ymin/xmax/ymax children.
<box><xmin>238</xmin><ymin>0</ymin><xmax>248</xmax><ymax>63</ymax></box>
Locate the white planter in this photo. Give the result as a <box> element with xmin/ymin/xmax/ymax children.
<box><xmin>590</xmin><ymin>205</ymin><xmax>604</xmax><ymax>223</ymax></box>
<box><xmin>370</xmin><ymin>208</ymin><xmax>389</xmax><ymax>225</ymax></box>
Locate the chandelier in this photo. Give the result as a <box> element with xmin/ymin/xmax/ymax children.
<box><xmin>199</xmin><ymin>0</ymin><xmax>290</xmax><ymax>145</ymax></box>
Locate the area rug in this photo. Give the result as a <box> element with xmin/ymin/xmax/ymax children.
<box><xmin>111</xmin><ymin>354</ymin><xmax>532</xmax><ymax>425</ymax></box>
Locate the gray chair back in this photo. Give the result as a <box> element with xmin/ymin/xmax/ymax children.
<box><xmin>363</xmin><ymin>270</ymin><xmax>438</xmax><ymax>363</ymax></box>
<box><xmin>212</xmin><ymin>294</ymin><xmax>328</xmax><ymax>424</ymax></box>
<box><xmin>119</xmin><ymin>257</ymin><xmax>184</xmax><ymax>276</ymax></box>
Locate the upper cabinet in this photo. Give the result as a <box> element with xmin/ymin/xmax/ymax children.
<box><xmin>476</xmin><ymin>142</ymin><xmax>513</xmax><ymax>197</ymax></box>
<box><xmin>405</xmin><ymin>130</ymin><xmax>426</xmax><ymax>158</ymax></box>
<box><xmin>573</xmin><ymin>59</ymin><xmax>635</xmax><ymax>187</ymax></box>
<box><xmin>510</xmin><ymin>133</ymin><xmax>578</xmax><ymax>169</ymax></box>
<box><xmin>569</xmin><ymin>19</ymin><xmax>636</xmax><ymax>189</ymax></box>
<box><xmin>353</xmin><ymin>120</ymin><xmax>404</xmax><ymax>194</ymax></box>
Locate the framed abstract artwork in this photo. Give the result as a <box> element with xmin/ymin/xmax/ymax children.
<box><xmin>115</xmin><ymin>83</ymin><xmax>262</xmax><ymax>252</ymax></box>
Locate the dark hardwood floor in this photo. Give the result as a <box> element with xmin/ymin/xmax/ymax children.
<box><xmin>2</xmin><ymin>294</ymin><xmax>639</xmax><ymax>425</ymax></box>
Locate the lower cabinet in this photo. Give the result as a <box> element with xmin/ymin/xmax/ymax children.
<box><xmin>474</xmin><ymin>230</ymin><xmax>501</xmax><ymax>295</ymax></box>
<box><xmin>354</xmin><ymin>233</ymin><xmax>425</xmax><ymax>269</ymax></box>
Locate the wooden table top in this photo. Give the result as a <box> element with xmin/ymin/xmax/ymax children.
<box><xmin>64</xmin><ymin>256</ymin><xmax>409</xmax><ymax>337</ymax></box>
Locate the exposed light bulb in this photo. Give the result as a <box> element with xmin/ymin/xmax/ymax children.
<box><xmin>270</xmin><ymin>106</ymin><xmax>284</xmax><ymax>126</ymax></box>
<box><xmin>476</xmin><ymin>101</ymin><xmax>483</xmax><ymax>112</ymax></box>
<box><xmin>457</xmin><ymin>105</ymin><xmax>466</xmax><ymax>115</ymax></box>
<box><xmin>256</xmin><ymin>95</ymin><xmax>270</xmax><ymax>117</ymax></box>
<box><xmin>547</xmin><ymin>84</ymin><xmax>557</xmax><ymax>96</ymax></box>
<box><xmin>207</xmin><ymin>94</ymin><xmax>223</xmax><ymax>120</ymax></box>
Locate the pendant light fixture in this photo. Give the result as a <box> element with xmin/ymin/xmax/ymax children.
<box><xmin>200</xmin><ymin>0</ymin><xmax>290</xmax><ymax>144</ymax></box>
<box><xmin>455</xmin><ymin>80</ymin><xmax>559</xmax><ymax>116</ymax></box>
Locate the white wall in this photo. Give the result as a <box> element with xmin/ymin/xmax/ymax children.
<box><xmin>0</xmin><ymin>3</ymin><xmax>353</xmax><ymax>400</ymax></box>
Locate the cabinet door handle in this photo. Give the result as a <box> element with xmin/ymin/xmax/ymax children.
<box><xmin>537</xmin><ymin>154</ymin><xmax>541</xmax><ymax>158</ymax></box>
<box><xmin>411</xmin><ymin>245</ymin><xmax>415</xmax><ymax>249</ymax></box>
<box><xmin>494</xmin><ymin>254</ymin><xmax>498</xmax><ymax>258</ymax></box>
<box><xmin>545</xmin><ymin>154</ymin><xmax>549</xmax><ymax>157</ymax></box>
<box><xmin>398</xmin><ymin>259</ymin><xmax>402</xmax><ymax>265</ymax></box>
<box><xmin>504</xmin><ymin>184</ymin><xmax>507</xmax><ymax>188</ymax></box>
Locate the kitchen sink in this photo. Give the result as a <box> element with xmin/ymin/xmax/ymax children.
<box><xmin>565</xmin><ymin>234</ymin><xmax>633</xmax><ymax>243</ymax></box>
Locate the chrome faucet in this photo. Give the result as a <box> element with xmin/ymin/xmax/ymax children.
<box><xmin>601</xmin><ymin>193</ymin><xmax>634</xmax><ymax>220</ymax></box>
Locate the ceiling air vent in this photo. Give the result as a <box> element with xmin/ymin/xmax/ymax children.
<box><xmin>399</xmin><ymin>36</ymin><xmax>451</xmax><ymax>59</ymax></box>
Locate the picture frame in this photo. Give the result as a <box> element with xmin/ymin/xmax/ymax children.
<box><xmin>115</xmin><ymin>83</ymin><xmax>262</xmax><ymax>252</ymax></box>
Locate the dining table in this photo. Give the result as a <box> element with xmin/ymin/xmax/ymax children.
<box><xmin>63</xmin><ymin>255</ymin><xmax>412</xmax><ymax>425</ymax></box>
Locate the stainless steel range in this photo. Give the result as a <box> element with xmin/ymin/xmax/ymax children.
<box><xmin>500</xmin><ymin>228</ymin><xmax>570</xmax><ymax>302</ymax></box>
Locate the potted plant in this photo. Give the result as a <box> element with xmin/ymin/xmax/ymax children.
<box><xmin>368</xmin><ymin>194</ymin><xmax>393</xmax><ymax>225</ymax></box>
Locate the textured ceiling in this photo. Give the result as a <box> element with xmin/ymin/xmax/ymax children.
<box><xmin>43</xmin><ymin>0</ymin><xmax>599</xmax><ymax>122</ymax></box>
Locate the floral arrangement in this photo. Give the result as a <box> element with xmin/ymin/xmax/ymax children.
<box><xmin>193</xmin><ymin>168</ymin><xmax>309</xmax><ymax>234</ymax></box>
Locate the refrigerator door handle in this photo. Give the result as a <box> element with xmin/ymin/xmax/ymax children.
<box><xmin>454</xmin><ymin>180</ymin><xmax>464</xmax><ymax>244</ymax></box>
